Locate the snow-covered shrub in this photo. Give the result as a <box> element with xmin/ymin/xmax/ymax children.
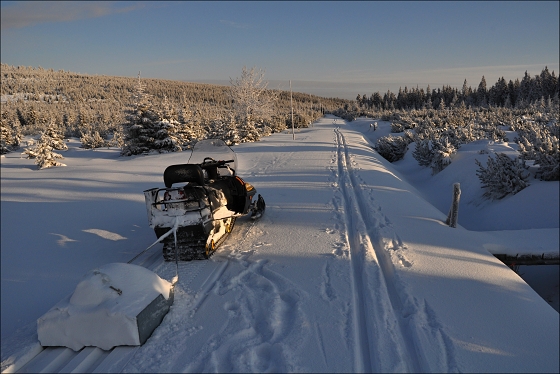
<box><xmin>203</xmin><ymin>118</ymin><xmax>240</xmax><ymax>146</ymax></box>
<box><xmin>374</xmin><ymin>134</ymin><xmax>412</xmax><ymax>162</ymax></box>
<box><xmin>534</xmin><ymin>152</ymin><xmax>559</xmax><ymax>181</ymax></box>
<box><xmin>108</xmin><ymin>128</ymin><xmax>125</xmax><ymax>149</ymax></box>
<box><xmin>391</xmin><ymin>122</ymin><xmax>405</xmax><ymax>133</ymax></box>
<box><xmin>238</xmin><ymin>121</ymin><xmax>262</xmax><ymax>143</ymax></box>
<box><xmin>515</xmin><ymin>120</ymin><xmax>559</xmax><ymax>181</ymax></box>
<box><xmin>475</xmin><ymin>153</ymin><xmax>530</xmax><ymax>200</ymax></box>
<box><xmin>430</xmin><ymin>137</ymin><xmax>457</xmax><ymax>174</ymax></box>
<box><xmin>286</xmin><ymin>113</ymin><xmax>311</xmax><ymax>129</ymax></box>
<box><xmin>80</xmin><ymin>130</ymin><xmax>107</xmax><ymax>149</ymax></box>
<box><xmin>484</xmin><ymin>126</ymin><xmax>508</xmax><ymax>142</ymax></box>
<box><xmin>412</xmin><ymin>137</ymin><xmax>457</xmax><ymax>174</ymax></box>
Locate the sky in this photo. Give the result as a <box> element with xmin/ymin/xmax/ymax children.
<box><xmin>1</xmin><ymin>1</ymin><xmax>559</xmax><ymax>100</ymax></box>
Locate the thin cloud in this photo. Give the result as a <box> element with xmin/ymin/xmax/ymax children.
<box><xmin>219</xmin><ymin>19</ymin><xmax>251</xmax><ymax>30</ymax></box>
<box><xmin>1</xmin><ymin>1</ymin><xmax>146</xmax><ymax>30</ymax></box>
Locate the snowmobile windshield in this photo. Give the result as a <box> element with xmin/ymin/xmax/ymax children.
<box><xmin>189</xmin><ymin>139</ymin><xmax>238</xmax><ymax>176</ymax></box>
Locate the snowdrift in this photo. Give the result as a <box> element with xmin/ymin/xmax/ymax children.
<box><xmin>37</xmin><ymin>263</ymin><xmax>173</xmax><ymax>351</ymax></box>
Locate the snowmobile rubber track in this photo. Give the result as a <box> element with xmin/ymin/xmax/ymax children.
<box><xmin>161</xmin><ymin>218</ymin><xmax>236</xmax><ymax>261</ymax></box>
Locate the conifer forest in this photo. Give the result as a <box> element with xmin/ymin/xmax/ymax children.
<box><xmin>1</xmin><ymin>64</ymin><xmax>558</xmax><ymax>194</ymax></box>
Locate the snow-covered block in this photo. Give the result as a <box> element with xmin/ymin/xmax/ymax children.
<box><xmin>37</xmin><ymin>263</ymin><xmax>174</xmax><ymax>351</ymax></box>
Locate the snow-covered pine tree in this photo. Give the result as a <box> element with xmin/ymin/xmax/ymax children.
<box><xmin>121</xmin><ymin>74</ymin><xmax>181</xmax><ymax>155</ymax></box>
<box><xmin>412</xmin><ymin>139</ymin><xmax>434</xmax><ymax>167</ymax></box>
<box><xmin>34</xmin><ymin>136</ymin><xmax>66</xmax><ymax>169</ymax></box>
<box><xmin>477</xmin><ymin>76</ymin><xmax>488</xmax><ymax>107</ymax></box>
<box><xmin>429</xmin><ymin>137</ymin><xmax>456</xmax><ymax>174</ymax></box>
<box><xmin>515</xmin><ymin>120</ymin><xmax>559</xmax><ymax>181</ymax></box>
<box><xmin>1</xmin><ymin>115</ymin><xmax>22</xmax><ymax>154</ymax></box>
<box><xmin>1</xmin><ymin>124</ymin><xmax>13</xmax><ymax>155</ymax></box>
<box><xmin>475</xmin><ymin>153</ymin><xmax>530</xmax><ymax>200</ymax></box>
<box><xmin>23</xmin><ymin>122</ymin><xmax>67</xmax><ymax>169</ymax></box>
<box><xmin>43</xmin><ymin>121</ymin><xmax>68</xmax><ymax>151</ymax></box>
<box><xmin>412</xmin><ymin>136</ymin><xmax>457</xmax><ymax>174</ymax></box>
<box><xmin>109</xmin><ymin>126</ymin><xmax>126</xmax><ymax>148</ymax></box>
<box><xmin>439</xmin><ymin>97</ymin><xmax>446</xmax><ymax>110</ymax></box>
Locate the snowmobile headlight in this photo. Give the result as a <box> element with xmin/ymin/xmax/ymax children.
<box><xmin>245</xmin><ymin>182</ymin><xmax>255</xmax><ymax>192</ymax></box>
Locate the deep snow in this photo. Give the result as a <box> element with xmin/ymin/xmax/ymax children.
<box><xmin>1</xmin><ymin>115</ymin><xmax>558</xmax><ymax>372</ymax></box>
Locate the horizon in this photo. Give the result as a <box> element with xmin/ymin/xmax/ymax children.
<box><xmin>3</xmin><ymin>65</ymin><xmax>555</xmax><ymax>103</ymax></box>
<box><xmin>1</xmin><ymin>1</ymin><xmax>558</xmax><ymax>100</ymax></box>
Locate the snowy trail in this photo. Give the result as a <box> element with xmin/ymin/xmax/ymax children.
<box><xmin>334</xmin><ymin>127</ymin><xmax>423</xmax><ymax>372</ymax></box>
<box><xmin>2</xmin><ymin>116</ymin><xmax>558</xmax><ymax>373</ymax></box>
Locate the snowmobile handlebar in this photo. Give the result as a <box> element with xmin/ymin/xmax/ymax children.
<box><xmin>200</xmin><ymin>157</ymin><xmax>235</xmax><ymax>166</ymax></box>
<box><xmin>200</xmin><ymin>158</ymin><xmax>236</xmax><ymax>177</ymax></box>
<box><xmin>200</xmin><ymin>158</ymin><xmax>235</xmax><ymax>168</ymax></box>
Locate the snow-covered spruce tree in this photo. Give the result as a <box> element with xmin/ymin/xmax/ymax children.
<box><xmin>475</xmin><ymin>153</ymin><xmax>530</xmax><ymax>200</ymax></box>
<box><xmin>412</xmin><ymin>139</ymin><xmax>434</xmax><ymax>167</ymax></box>
<box><xmin>515</xmin><ymin>120</ymin><xmax>559</xmax><ymax>181</ymax></box>
<box><xmin>152</xmin><ymin>95</ymin><xmax>182</xmax><ymax>152</ymax></box>
<box><xmin>412</xmin><ymin>137</ymin><xmax>457</xmax><ymax>174</ymax></box>
<box><xmin>121</xmin><ymin>74</ymin><xmax>181</xmax><ymax>156</ymax></box>
<box><xmin>23</xmin><ymin>123</ymin><xmax>67</xmax><ymax>169</ymax></box>
<box><xmin>1</xmin><ymin>116</ymin><xmax>22</xmax><ymax>154</ymax></box>
<box><xmin>43</xmin><ymin>121</ymin><xmax>68</xmax><ymax>151</ymax></box>
<box><xmin>429</xmin><ymin>137</ymin><xmax>456</xmax><ymax>174</ymax></box>
<box><xmin>534</xmin><ymin>151</ymin><xmax>559</xmax><ymax>181</ymax></box>
<box><xmin>175</xmin><ymin>103</ymin><xmax>204</xmax><ymax>149</ymax></box>
<box><xmin>374</xmin><ymin>132</ymin><xmax>413</xmax><ymax>162</ymax></box>
<box><xmin>205</xmin><ymin>114</ymin><xmax>241</xmax><ymax>146</ymax></box>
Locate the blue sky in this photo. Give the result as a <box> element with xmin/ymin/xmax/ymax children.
<box><xmin>1</xmin><ymin>1</ymin><xmax>558</xmax><ymax>100</ymax></box>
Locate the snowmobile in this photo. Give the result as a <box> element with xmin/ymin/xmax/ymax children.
<box><xmin>144</xmin><ymin>139</ymin><xmax>265</xmax><ymax>261</ymax></box>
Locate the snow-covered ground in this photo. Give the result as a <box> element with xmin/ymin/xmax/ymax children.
<box><xmin>1</xmin><ymin>115</ymin><xmax>558</xmax><ymax>372</ymax></box>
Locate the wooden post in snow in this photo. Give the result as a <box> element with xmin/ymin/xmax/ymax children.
<box><xmin>446</xmin><ymin>183</ymin><xmax>461</xmax><ymax>228</ymax></box>
<box><xmin>290</xmin><ymin>80</ymin><xmax>294</xmax><ymax>140</ymax></box>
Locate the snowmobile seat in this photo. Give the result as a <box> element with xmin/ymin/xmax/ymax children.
<box><xmin>163</xmin><ymin>164</ymin><xmax>205</xmax><ymax>188</ymax></box>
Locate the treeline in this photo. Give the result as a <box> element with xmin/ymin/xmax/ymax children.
<box><xmin>0</xmin><ymin>63</ymin><xmax>350</xmax><ymax>139</ymax></box>
<box><xmin>354</xmin><ymin>67</ymin><xmax>559</xmax><ymax>111</ymax></box>
<box><xmin>327</xmin><ymin>66</ymin><xmax>560</xmax><ymax>194</ymax></box>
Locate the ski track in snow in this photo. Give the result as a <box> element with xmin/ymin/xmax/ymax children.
<box><xmin>333</xmin><ymin>127</ymin><xmax>458</xmax><ymax>372</ymax></box>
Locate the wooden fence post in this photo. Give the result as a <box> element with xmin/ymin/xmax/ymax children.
<box><xmin>446</xmin><ymin>183</ymin><xmax>461</xmax><ymax>228</ymax></box>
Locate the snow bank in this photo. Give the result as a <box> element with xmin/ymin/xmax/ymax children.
<box><xmin>37</xmin><ymin>263</ymin><xmax>173</xmax><ymax>351</ymax></box>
